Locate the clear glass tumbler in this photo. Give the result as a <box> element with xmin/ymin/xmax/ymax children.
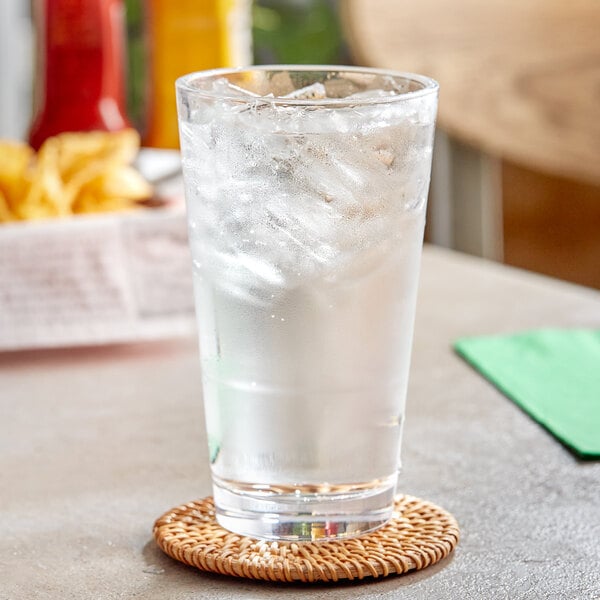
<box><xmin>176</xmin><ymin>66</ymin><xmax>438</xmax><ymax>541</ymax></box>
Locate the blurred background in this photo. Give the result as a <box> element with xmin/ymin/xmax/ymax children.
<box><xmin>1</xmin><ymin>0</ymin><xmax>599</xmax><ymax>290</ymax></box>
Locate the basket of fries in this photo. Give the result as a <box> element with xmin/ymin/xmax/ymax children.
<box><xmin>0</xmin><ymin>130</ymin><xmax>195</xmax><ymax>351</ymax></box>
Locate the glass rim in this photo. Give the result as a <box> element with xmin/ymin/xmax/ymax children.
<box><xmin>176</xmin><ymin>65</ymin><xmax>439</xmax><ymax>107</ymax></box>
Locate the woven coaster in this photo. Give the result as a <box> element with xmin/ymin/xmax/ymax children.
<box><xmin>153</xmin><ymin>495</ymin><xmax>460</xmax><ymax>583</ymax></box>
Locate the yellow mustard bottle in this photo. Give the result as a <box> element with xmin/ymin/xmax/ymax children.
<box><xmin>144</xmin><ymin>0</ymin><xmax>252</xmax><ymax>149</ymax></box>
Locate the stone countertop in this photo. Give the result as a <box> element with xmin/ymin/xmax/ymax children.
<box><xmin>2</xmin><ymin>246</ymin><xmax>600</xmax><ymax>599</ymax></box>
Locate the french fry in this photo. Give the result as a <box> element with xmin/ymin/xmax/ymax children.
<box><xmin>0</xmin><ymin>141</ymin><xmax>34</xmax><ymax>219</ymax></box>
<box><xmin>55</xmin><ymin>129</ymin><xmax>141</xmax><ymax>181</ymax></box>
<box><xmin>15</xmin><ymin>137</ymin><xmax>67</xmax><ymax>220</ymax></box>
<box><xmin>72</xmin><ymin>165</ymin><xmax>153</xmax><ymax>214</ymax></box>
<box><xmin>0</xmin><ymin>189</ymin><xmax>15</xmax><ymax>222</ymax></box>
<box><xmin>0</xmin><ymin>129</ymin><xmax>152</xmax><ymax>222</ymax></box>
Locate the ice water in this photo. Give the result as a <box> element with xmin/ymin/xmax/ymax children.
<box><xmin>177</xmin><ymin>68</ymin><xmax>438</xmax><ymax>539</ymax></box>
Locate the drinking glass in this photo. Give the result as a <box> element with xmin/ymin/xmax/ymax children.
<box><xmin>176</xmin><ymin>66</ymin><xmax>438</xmax><ymax>540</ymax></box>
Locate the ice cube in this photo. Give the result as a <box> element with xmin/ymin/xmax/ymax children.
<box><xmin>269</xmin><ymin>71</ymin><xmax>295</xmax><ymax>97</ymax></box>
<box><xmin>236</xmin><ymin>252</ymin><xmax>286</xmax><ymax>287</ymax></box>
<box><xmin>345</xmin><ymin>89</ymin><xmax>398</xmax><ymax>101</ymax></box>
<box><xmin>211</xmin><ymin>77</ymin><xmax>262</xmax><ymax>98</ymax></box>
<box><xmin>375</xmin><ymin>147</ymin><xmax>395</xmax><ymax>168</ymax></box>
<box><xmin>283</xmin><ymin>82</ymin><xmax>327</xmax><ymax>100</ymax></box>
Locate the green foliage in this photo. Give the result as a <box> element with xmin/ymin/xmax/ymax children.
<box><xmin>253</xmin><ymin>0</ymin><xmax>348</xmax><ymax>65</ymax></box>
<box><xmin>124</xmin><ymin>0</ymin><xmax>146</xmax><ymax>130</ymax></box>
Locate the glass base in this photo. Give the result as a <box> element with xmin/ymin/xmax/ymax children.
<box><xmin>212</xmin><ymin>474</ymin><xmax>397</xmax><ymax>541</ymax></box>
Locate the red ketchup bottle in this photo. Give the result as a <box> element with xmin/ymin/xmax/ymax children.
<box><xmin>28</xmin><ymin>0</ymin><xmax>131</xmax><ymax>150</ymax></box>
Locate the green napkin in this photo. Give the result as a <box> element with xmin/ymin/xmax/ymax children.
<box><xmin>454</xmin><ymin>329</ymin><xmax>600</xmax><ymax>458</ymax></box>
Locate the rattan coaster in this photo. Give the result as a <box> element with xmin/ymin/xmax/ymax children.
<box><xmin>153</xmin><ymin>495</ymin><xmax>460</xmax><ymax>583</ymax></box>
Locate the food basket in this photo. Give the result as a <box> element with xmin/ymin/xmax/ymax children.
<box><xmin>0</xmin><ymin>150</ymin><xmax>195</xmax><ymax>350</ymax></box>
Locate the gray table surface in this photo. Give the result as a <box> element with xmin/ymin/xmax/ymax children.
<box><xmin>2</xmin><ymin>246</ymin><xmax>600</xmax><ymax>600</ymax></box>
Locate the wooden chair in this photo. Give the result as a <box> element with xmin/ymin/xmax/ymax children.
<box><xmin>342</xmin><ymin>0</ymin><xmax>600</xmax><ymax>288</ymax></box>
